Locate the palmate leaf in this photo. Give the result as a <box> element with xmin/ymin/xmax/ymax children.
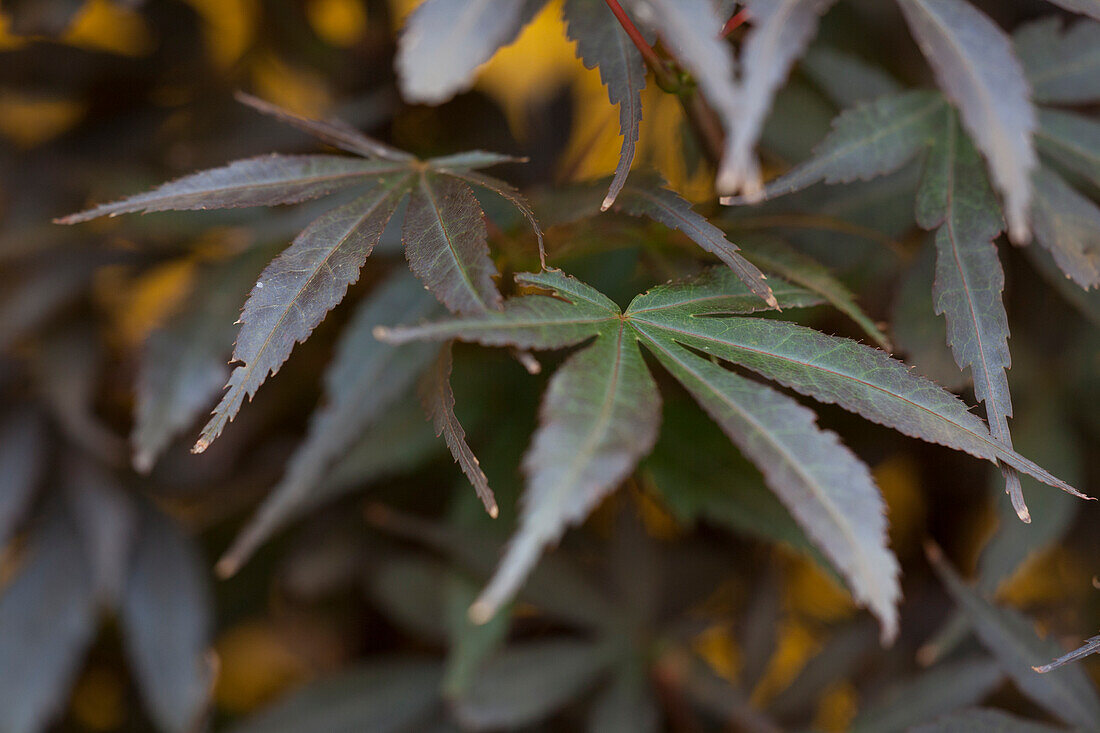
<box><xmin>563</xmin><ymin>0</ymin><xmax>647</xmax><ymax>210</ymax></box>
<box><xmin>916</xmin><ymin>116</ymin><xmax>1027</xmax><ymax>521</ymax></box>
<box><xmin>897</xmin><ymin>0</ymin><xmax>1038</xmax><ymax>244</ymax></box>
<box><xmin>58</xmin><ymin>95</ymin><xmax>543</xmax><ymax>454</ymax></box>
<box><xmin>381</xmin><ymin>267</ymin><xmax>1084</xmax><ymax>638</ymax></box>
<box><xmin>927</xmin><ymin>544</ymin><xmax>1100</xmax><ymax>730</ymax></box>
<box><xmin>395</xmin><ymin>0</ymin><xmax>547</xmax><ymax>105</ymax></box>
<box><xmin>723</xmin><ymin>0</ymin><xmax>838</xmax><ymax>200</ymax></box>
<box><xmin>1014</xmin><ymin>16</ymin><xmax>1100</xmax><ymax>105</ymax></box>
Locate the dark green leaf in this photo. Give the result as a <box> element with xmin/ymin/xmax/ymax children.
<box><xmin>910</xmin><ymin>708</ymin><xmax>1066</xmax><ymax>732</ymax></box>
<box><xmin>1036</xmin><ymin>109</ymin><xmax>1100</xmax><ymax>190</ymax></box>
<box><xmin>403</xmin><ymin>172</ymin><xmax>503</xmax><ymax>315</ymax></box>
<box><xmin>0</xmin><ymin>409</ymin><xmax>45</xmax><ymax>548</ymax></box>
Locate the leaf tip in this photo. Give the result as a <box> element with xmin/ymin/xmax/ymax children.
<box><xmin>468</xmin><ymin>599</ymin><xmax>495</xmax><ymax>625</ymax></box>
<box><xmin>372</xmin><ymin>325</ymin><xmax>392</xmax><ymax>341</ymax></box>
<box><xmin>191</xmin><ymin>437</ymin><xmax>211</xmax><ymax>454</ymax></box>
<box><xmin>488</xmin><ymin>504</ymin><xmax>499</xmax><ymax>519</ymax></box>
<box><xmin>600</xmin><ymin>193</ymin><xmax>617</xmax><ymax>212</ymax></box>
<box><xmin>215</xmin><ymin>555</ymin><xmax>240</xmax><ymax>579</ymax></box>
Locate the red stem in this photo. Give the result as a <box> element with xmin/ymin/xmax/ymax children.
<box><xmin>603</xmin><ymin>0</ymin><xmax>675</xmax><ymax>87</ymax></box>
<box><xmin>721</xmin><ymin>8</ymin><xmax>750</xmax><ymax>38</ymax></box>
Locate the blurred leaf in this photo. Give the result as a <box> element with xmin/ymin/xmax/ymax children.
<box><xmin>442</xmin><ymin>573</ymin><xmax>511</xmax><ymax>697</ymax></box>
<box><xmin>395</xmin><ymin>0</ymin><xmax>547</xmax><ymax>105</ymax></box>
<box><xmin>898</xmin><ymin>0</ymin><xmax>1037</xmax><ymax>243</ymax></box>
<box><xmin>0</xmin><ymin>409</ymin><xmax>46</xmax><ymax>548</ymax></box>
<box><xmin>727</xmin><ymin>90</ymin><xmax>946</xmax><ymax>202</ymax></box>
<box><xmin>724</xmin><ymin>0</ymin><xmax>838</xmax><ymax>199</ymax></box>
<box><xmin>0</xmin><ymin>504</ymin><xmax>98</xmax><ymax>733</ymax></box>
<box><xmin>368</xmin><ymin>556</ymin><xmax>449</xmax><ymax>641</ymax></box>
<box><xmin>801</xmin><ymin>45</ymin><xmax>903</xmax><ymax>108</ymax></box>
<box><xmin>229</xmin><ymin>659</ymin><xmax>442</xmax><ymax>733</ymax></box>
<box><xmin>891</xmin><ymin>241</ymin><xmax>971</xmax><ymax>391</ymax></box>
<box><xmin>1030</xmin><ymin>166</ymin><xmax>1100</xmax><ymax>290</ymax></box>
<box><xmin>1043</xmin><ymin>0</ymin><xmax>1100</xmax><ymax>22</ymax></box>
<box><xmin>1036</xmin><ymin>109</ymin><xmax>1100</xmax><ymax>191</ymax></box>
<box><xmin>454</xmin><ymin>640</ymin><xmax>610</xmax><ymax>729</ymax></box>
<box><xmin>217</xmin><ymin>272</ymin><xmax>440</xmax><ymax>576</ymax></box>
<box><xmin>3</xmin><ymin>0</ymin><xmax>84</xmax><ymax>36</ymax></box>
<box><xmin>133</xmin><ymin>246</ymin><xmax>272</xmax><ymax>473</ymax></box>
<box><xmin>1014</xmin><ymin>16</ymin><xmax>1100</xmax><ymax>104</ymax></box>
<box><xmin>851</xmin><ymin>657</ymin><xmax>1004</xmax><ymax>733</ymax></box>
<box><xmin>587</xmin><ymin>661</ymin><xmax>659</xmax><ymax>733</ymax></box>
<box><xmin>120</xmin><ymin>505</ymin><xmax>213</xmax><ymax>733</ymax></box>
<box><xmin>63</xmin><ymin>457</ymin><xmax>136</xmax><ymax>606</ymax></box>
<box><xmin>927</xmin><ymin>544</ymin><xmax>1100</xmax><ymax>729</ymax></box>
<box><xmin>910</xmin><ymin>707</ymin><xmax>1066</xmax><ymax>732</ymax></box>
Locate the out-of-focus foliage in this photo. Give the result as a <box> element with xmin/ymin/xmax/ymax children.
<box><xmin>1</xmin><ymin>1</ymin><xmax>1098</xmax><ymax>731</ymax></box>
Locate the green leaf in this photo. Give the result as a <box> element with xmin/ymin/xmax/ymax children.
<box><xmin>927</xmin><ymin>544</ymin><xmax>1100</xmax><ymax>730</ymax></box>
<box><xmin>917</xmin><ymin>117</ymin><xmax>1027</xmax><ymax>521</ymax></box>
<box><xmin>1014</xmin><ymin>16</ymin><xmax>1100</xmax><ymax>104</ymax></box>
<box><xmin>851</xmin><ymin>657</ymin><xmax>1004</xmax><ymax>733</ymax></box>
<box><xmin>563</xmin><ymin>0</ymin><xmax>647</xmax><ymax>209</ymax></box>
<box><xmin>724</xmin><ymin>0</ymin><xmax>838</xmax><ymax>199</ymax></box>
<box><xmin>229</xmin><ymin>660</ymin><xmax>442</xmax><ymax>733</ymax></box>
<box><xmin>1036</xmin><ymin>109</ymin><xmax>1100</xmax><ymax>190</ymax></box>
<box><xmin>627</xmin><ymin>264</ymin><xmax>821</xmax><ymax>317</ymax></box>
<box><xmin>56</xmin><ymin>155</ymin><xmax>406</xmax><ymax>224</ymax></box>
<box><xmin>421</xmin><ymin>343</ymin><xmax>498</xmax><ymax>516</ymax></box>
<box><xmin>443</xmin><ymin>573</ymin><xmax>511</xmax><ymax>697</ymax></box>
<box><xmin>395</xmin><ymin>0</ymin><xmax>547</xmax><ymax>105</ymax></box>
<box><xmin>738</xmin><ymin>235</ymin><xmax>891</xmax><ymax>349</ymax></box>
<box><xmin>626</xmin><ymin>309</ymin><xmax>1082</xmax><ymax>496</ymax></box>
<box><xmin>133</xmin><ymin>247</ymin><xmax>271</xmax><ymax>472</ymax></box>
<box><xmin>637</xmin><ymin>334</ymin><xmax>900</xmax><ymax>641</ymax></box>
<box><xmin>469</xmin><ymin>323</ymin><xmax>661</xmax><ymax>623</ymax></box>
<box><xmin>898</xmin><ymin>0</ymin><xmax>1038</xmax><ymax>243</ymax></box>
<box><xmin>216</xmin><ymin>273</ymin><xmax>440</xmax><ymax>576</ymax></box>
<box><xmin>436</xmin><ymin>167</ymin><xmax>546</xmax><ymax>266</ymax></box>
<box><xmin>426</xmin><ymin>151</ymin><xmax>528</xmax><ymax>171</ymax></box>
<box><xmin>1030</xmin><ymin>166</ymin><xmax>1100</xmax><ymax>290</ymax></box>
<box><xmin>910</xmin><ymin>708</ymin><xmax>1066</xmax><ymax>732</ymax></box>
<box><xmin>404</xmin><ymin>172</ymin><xmax>503</xmax><ymax>315</ymax></box>
<box><xmin>588</xmin><ymin>662</ymin><xmax>659</xmax><ymax>733</ymax></box>
<box><xmin>0</xmin><ymin>505</ymin><xmax>98</xmax><ymax>733</ymax></box>
<box><xmin>725</xmin><ymin>90</ymin><xmax>946</xmax><ymax>202</ymax></box>
<box><xmin>194</xmin><ymin>174</ymin><xmax>413</xmax><ymax>453</ymax></box>
<box><xmin>120</xmin><ymin>506</ymin><xmax>213</xmax><ymax>733</ymax></box>
<box><xmin>801</xmin><ymin>46</ymin><xmax>903</xmax><ymax>108</ymax></box>
<box><xmin>454</xmin><ymin>640</ymin><xmax>610</xmax><ymax>729</ymax></box>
